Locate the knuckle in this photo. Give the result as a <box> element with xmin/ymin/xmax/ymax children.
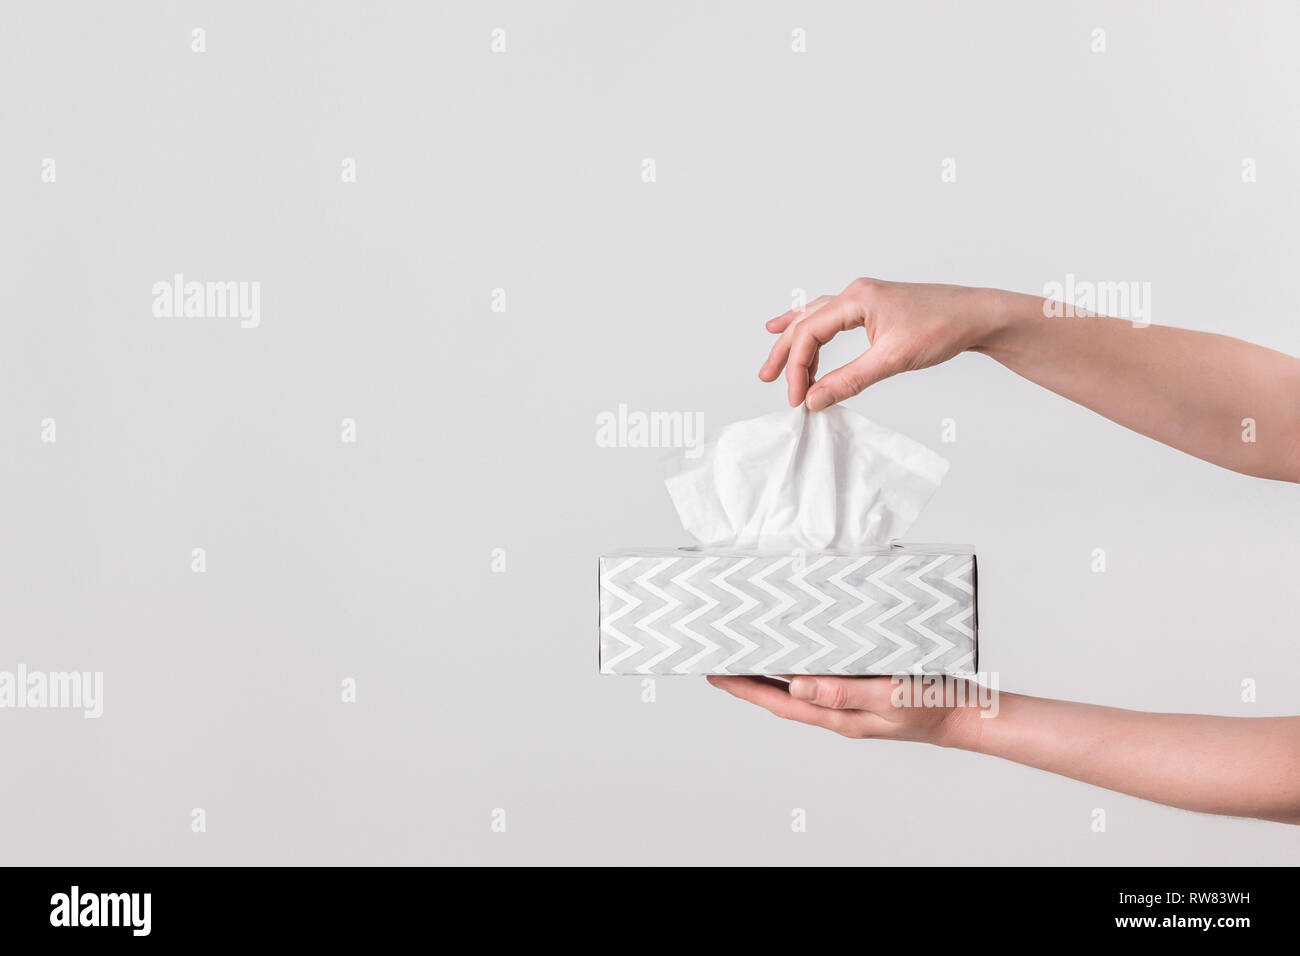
<box><xmin>848</xmin><ymin>276</ymin><xmax>879</xmax><ymax>298</ymax></box>
<box><xmin>837</xmin><ymin>371</ymin><xmax>868</xmax><ymax>396</ymax></box>
<box><xmin>789</xmin><ymin>328</ymin><xmax>815</xmax><ymax>358</ymax></box>
<box><xmin>820</xmin><ymin>680</ymin><xmax>853</xmax><ymax>710</ymax></box>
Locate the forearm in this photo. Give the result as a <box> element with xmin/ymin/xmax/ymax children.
<box><xmin>945</xmin><ymin>691</ymin><xmax>1300</xmax><ymax>823</ymax></box>
<box><xmin>975</xmin><ymin>289</ymin><xmax>1300</xmax><ymax>482</ymax></box>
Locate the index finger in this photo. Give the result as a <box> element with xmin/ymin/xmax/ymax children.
<box><xmin>766</xmin><ymin>295</ymin><xmax>832</xmax><ymax>334</ymax></box>
<box><xmin>785</xmin><ymin>296</ymin><xmax>861</xmax><ymax>407</ymax></box>
<box><xmin>706</xmin><ymin>675</ymin><xmax>850</xmax><ymax>734</ymax></box>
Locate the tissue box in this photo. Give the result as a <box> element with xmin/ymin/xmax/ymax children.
<box><xmin>598</xmin><ymin>544</ymin><xmax>977</xmax><ymax>676</ymax></box>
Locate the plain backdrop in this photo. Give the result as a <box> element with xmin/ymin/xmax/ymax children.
<box><xmin>3</xmin><ymin>0</ymin><xmax>1299</xmax><ymax>864</ymax></box>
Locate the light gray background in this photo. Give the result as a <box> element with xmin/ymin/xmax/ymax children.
<box><xmin>3</xmin><ymin>1</ymin><xmax>1299</xmax><ymax>865</ymax></box>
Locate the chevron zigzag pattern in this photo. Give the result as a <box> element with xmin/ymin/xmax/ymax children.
<box><xmin>599</xmin><ymin>547</ymin><xmax>977</xmax><ymax>676</ymax></box>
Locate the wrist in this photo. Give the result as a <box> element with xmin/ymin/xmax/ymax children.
<box><xmin>930</xmin><ymin>683</ymin><xmax>994</xmax><ymax>751</ymax></box>
<box><xmin>968</xmin><ymin>287</ymin><xmax>1041</xmax><ymax>361</ymax></box>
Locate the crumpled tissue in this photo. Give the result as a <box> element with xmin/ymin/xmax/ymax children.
<box><xmin>664</xmin><ymin>405</ymin><xmax>949</xmax><ymax>552</ymax></box>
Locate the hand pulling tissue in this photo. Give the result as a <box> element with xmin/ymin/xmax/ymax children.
<box><xmin>599</xmin><ymin>406</ymin><xmax>979</xmax><ymax>676</ymax></box>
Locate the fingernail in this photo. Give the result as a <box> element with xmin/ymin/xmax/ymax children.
<box><xmin>789</xmin><ymin>677</ymin><xmax>817</xmax><ymax>700</ymax></box>
<box><xmin>806</xmin><ymin>390</ymin><xmax>830</xmax><ymax>411</ymax></box>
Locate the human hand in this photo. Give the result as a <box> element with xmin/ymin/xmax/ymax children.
<box><xmin>759</xmin><ymin>278</ymin><xmax>1013</xmax><ymax>410</ymax></box>
<box><xmin>710</xmin><ymin>675</ymin><xmax>1300</xmax><ymax>823</ymax></box>
<box><xmin>707</xmin><ymin>674</ymin><xmax>976</xmax><ymax>747</ymax></box>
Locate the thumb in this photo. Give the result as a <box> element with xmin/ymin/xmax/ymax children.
<box><xmin>805</xmin><ymin>347</ymin><xmax>900</xmax><ymax>411</ymax></box>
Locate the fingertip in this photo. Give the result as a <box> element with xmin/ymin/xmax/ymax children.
<box><xmin>789</xmin><ymin>677</ymin><xmax>817</xmax><ymax>700</ymax></box>
<box><xmin>786</xmin><ymin>370</ymin><xmax>801</xmax><ymax>407</ymax></box>
<box><xmin>806</xmin><ymin>389</ymin><xmax>833</xmax><ymax>412</ymax></box>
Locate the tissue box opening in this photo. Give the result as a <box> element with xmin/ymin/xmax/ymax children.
<box><xmin>598</xmin><ymin>544</ymin><xmax>977</xmax><ymax>676</ymax></box>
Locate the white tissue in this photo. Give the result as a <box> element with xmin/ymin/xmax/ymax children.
<box><xmin>664</xmin><ymin>405</ymin><xmax>949</xmax><ymax>552</ymax></box>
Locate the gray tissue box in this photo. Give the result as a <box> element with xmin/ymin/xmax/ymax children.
<box><xmin>598</xmin><ymin>544</ymin><xmax>977</xmax><ymax>676</ymax></box>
